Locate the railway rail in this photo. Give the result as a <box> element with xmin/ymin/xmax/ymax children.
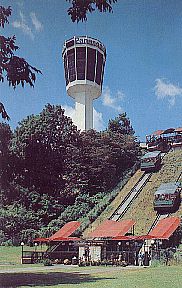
<box><xmin>109</xmin><ymin>172</ymin><xmax>152</xmax><ymax>221</ymax></box>
<box><xmin>148</xmin><ymin>213</ymin><xmax>170</xmax><ymax>234</ymax></box>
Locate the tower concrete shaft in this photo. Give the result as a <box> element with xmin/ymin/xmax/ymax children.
<box><xmin>74</xmin><ymin>91</ymin><xmax>93</xmax><ymax>130</ymax></box>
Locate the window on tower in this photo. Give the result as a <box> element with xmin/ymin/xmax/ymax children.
<box><xmin>95</xmin><ymin>51</ymin><xmax>103</xmax><ymax>86</ymax></box>
<box><xmin>76</xmin><ymin>47</ymin><xmax>86</xmax><ymax>80</ymax></box>
<box><xmin>86</xmin><ymin>47</ymin><xmax>96</xmax><ymax>82</ymax></box>
<box><xmin>67</xmin><ymin>48</ymin><xmax>76</xmax><ymax>82</ymax></box>
<box><xmin>63</xmin><ymin>54</ymin><xmax>69</xmax><ymax>86</ymax></box>
<box><xmin>101</xmin><ymin>61</ymin><xmax>105</xmax><ymax>88</ymax></box>
<box><xmin>66</xmin><ymin>39</ymin><xmax>74</xmax><ymax>49</ymax></box>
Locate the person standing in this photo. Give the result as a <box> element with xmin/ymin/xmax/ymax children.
<box><xmin>138</xmin><ymin>252</ymin><xmax>143</xmax><ymax>266</ymax></box>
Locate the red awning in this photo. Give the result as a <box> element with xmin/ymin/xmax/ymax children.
<box><xmin>33</xmin><ymin>237</ymin><xmax>49</xmax><ymax>242</ymax></box>
<box><xmin>112</xmin><ymin>235</ymin><xmax>139</xmax><ymax>241</ymax></box>
<box><xmin>50</xmin><ymin>237</ymin><xmax>80</xmax><ymax>242</ymax></box>
<box><xmin>49</xmin><ymin>221</ymin><xmax>81</xmax><ymax>241</ymax></box>
<box><xmin>148</xmin><ymin>217</ymin><xmax>180</xmax><ymax>239</ymax></box>
<box><xmin>133</xmin><ymin>235</ymin><xmax>154</xmax><ymax>240</ymax></box>
<box><xmin>88</xmin><ymin>219</ymin><xmax>135</xmax><ymax>238</ymax></box>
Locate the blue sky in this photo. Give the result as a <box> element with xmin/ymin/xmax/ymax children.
<box><xmin>1</xmin><ymin>0</ymin><xmax>182</xmax><ymax>141</ymax></box>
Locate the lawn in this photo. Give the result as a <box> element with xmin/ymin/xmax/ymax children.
<box><xmin>0</xmin><ymin>245</ymin><xmax>46</xmax><ymax>268</ymax></box>
<box><xmin>0</xmin><ymin>245</ymin><xmax>181</xmax><ymax>287</ymax></box>
<box><xmin>0</xmin><ymin>265</ymin><xmax>181</xmax><ymax>288</ymax></box>
<box><xmin>0</xmin><ymin>246</ymin><xmax>23</xmax><ymax>265</ymax></box>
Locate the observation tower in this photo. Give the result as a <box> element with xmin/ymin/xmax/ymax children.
<box><xmin>62</xmin><ymin>36</ymin><xmax>106</xmax><ymax>130</ymax></box>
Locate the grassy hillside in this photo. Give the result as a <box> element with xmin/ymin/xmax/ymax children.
<box><xmin>83</xmin><ymin>169</ymin><xmax>144</xmax><ymax>237</ymax></box>
<box><xmin>84</xmin><ymin>149</ymin><xmax>182</xmax><ymax>237</ymax></box>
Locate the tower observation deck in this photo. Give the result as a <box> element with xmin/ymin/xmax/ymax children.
<box><xmin>62</xmin><ymin>36</ymin><xmax>106</xmax><ymax>130</ymax></box>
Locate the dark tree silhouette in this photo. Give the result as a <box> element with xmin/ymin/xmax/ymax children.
<box><xmin>66</xmin><ymin>0</ymin><xmax>118</xmax><ymax>22</ymax></box>
<box><xmin>108</xmin><ymin>113</ymin><xmax>135</xmax><ymax>136</ymax></box>
<box><xmin>0</xmin><ymin>6</ymin><xmax>41</xmax><ymax>120</ymax></box>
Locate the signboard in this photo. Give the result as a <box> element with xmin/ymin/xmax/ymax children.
<box><xmin>75</xmin><ymin>37</ymin><xmax>106</xmax><ymax>53</ymax></box>
<box><xmin>154</xmin><ymin>200</ymin><xmax>173</xmax><ymax>206</ymax></box>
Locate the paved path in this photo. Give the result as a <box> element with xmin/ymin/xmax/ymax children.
<box><xmin>0</xmin><ymin>264</ymin><xmax>142</xmax><ymax>274</ymax></box>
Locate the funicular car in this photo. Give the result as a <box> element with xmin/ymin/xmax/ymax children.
<box><xmin>154</xmin><ymin>182</ymin><xmax>181</xmax><ymax>213</ymax></box>
<box><xmin>140</xmin><ymin>151</ymin><xmax>161</xmax><ymax>172</ymax></box>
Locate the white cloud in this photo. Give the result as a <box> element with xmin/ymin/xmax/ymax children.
<box><xmin>93</xmin><ymin>108</ymin><xmax>105</xmax><ymax>131</ymax></box>
<box><xmin>12</xmin><ymin>11</ymin><xmax>34</xmax><ymax>40</ymax></box>
<box><xmin>17</xmin><ymin>1</ymin><xmax>24</xmax><ymax>7</ymax></box>
<box><xmin>62</xmin><ymin>105</ymin><xmax>105</xmax><ymax>131</ymax></box>
<box><xmin>62</xmin><ymin>105</ymin><xmax>76</xmax><ymax>122</ymax></box>
<box><xmin>102</xmin><ymin>86</ymin><xmax>124</xmax><ymax>112</ymax></box>
<box><xmin>30</xmin><ymin>12</ymin><xmax>43</xmax><ymax>32</ymax></box>
<box><xmin>154</xmin><ymin>78</ymin><xmax>182</xmax><ymax>106</ymax></box>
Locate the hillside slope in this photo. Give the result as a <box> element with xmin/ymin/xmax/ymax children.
<box><xmin>122</xmin><ymin>149</ymin><xmax>182</xmax><ymax>235</ymax></box>
<box><xmin>83</xmin><ymin>149</ymin><xmax>182</xmax><ymax>237</ymax></box>
<box><xmin>83</xmin><ymin>169</ymin><xmax>144</xmax><ymax>237</ymax></box>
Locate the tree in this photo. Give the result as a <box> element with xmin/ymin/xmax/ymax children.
<box><xmin>0</xmin><ymin>204</ymin><xmax>40</xmax><ymax>244</ymax></box>
<box><xmin>0</xmin><ymin>6</ymin><xmax>41</xmax><ymax>120</ymax></box>
<box><xmin>12</xmin><ymin>104</ymin><xmax>79</xmax><ymax>197</ymax></box>
<box><xmin>0</xmin><ymin>105</ymin><xmax>140</xmax><ymax>241</ymax></box>
<box><xmin>0</xmin><ymin>123</ymin><xmax>13</xmax><ymax>189</ymax></box>
<box><xmin>108</xmin><ymin>112</ymin><xmax>135</xmax><ymax>135</ymax></box>
<box><xmin>66</xmin><ymin>0</ymin><xmax>118</xmax><ymax>22</ymax></box>
<box><xmin>12</xmin><ymin>107</ymin><xmax>139</xmax><ymax>198</ymax></box>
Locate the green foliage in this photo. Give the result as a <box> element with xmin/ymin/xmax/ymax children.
<box><xmin>0</xmin><ymin>229</ymin><xmax>8</xmax><ymax>245</ymax></box>
<box><xmin>0</xmin><ymin>105</ymin><xmax>140</xmax><ymax>243</ymax></box>
<box><xmin>0</xmin><ymin>204</ymin><xmax>40</xmax><ymax>245</ymax></box>
<box><xmin>43</xmin><ymin>258</ymin><xmax>53</xmax><ymax>266</ymax></box>
<box><xmin>108</xmin><ymin>112</ymin><xmax>135</xmax><ymax>135</ymax></box>
<box><xmin>12</xmin><ymin>104</ymin><xmax>79</xmax><ymax>197</ymax></box>
<box><xmin>20</xmin><ymin>229</ymin><xmax>39</xmax><ymax>244</ymax></box>
<box><xmin>66</xmin><ymin>0</ymin><xmax>118</xmax><ymax>23</ymax></box>
<box><xmin>0</xmin><ymin>123</ymin><xmax>13</xmax><ymax>189</ymax></box>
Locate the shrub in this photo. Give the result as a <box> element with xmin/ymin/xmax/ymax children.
<box><xmin>43</xmin><ymin>258</ymin><xmax>53</xmax><ymax>266</ymax></box>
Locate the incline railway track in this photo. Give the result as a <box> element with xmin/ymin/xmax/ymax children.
<box><xmin>148</xmin><ymin>213</ymin><xmax>170</xmax><ymax>234</ymax></box>
<box><xmin>109</xmin><ymin>172</ymin><xmax>152</xmax><ymax>221</ymax></box>
<box><xmin>109</xmin><ymin>152</ymin><xmax>169</xmax><ymax>222</ymax></box>
<box><xmin>176</xmin><ymin>171</ymin><xmax>182</xmax><ymax>183</ymax></box>
<box><xmin>139</xmin><ymin>213</ymin><xmax>171</xmax><ymax>254</ymax></box>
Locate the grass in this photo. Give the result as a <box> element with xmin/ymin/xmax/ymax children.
<box><xmin>0</xmin><ymin>245</ymin><xmax>47</xmax><ymax>267</ymax></box>
<box><xmin>0</xmin><ymin>265</ymin><xmax>181</xmax><ymax>288</ymax></box>
<box><xmin>0</xmin><ymin>246</ymin><xmax>181</xmax><ymax>287</ymax></box>
<box><xmin>0</xmin><ymin>246</ymin><xmax>23</xmax><ymax>265</ymax></box>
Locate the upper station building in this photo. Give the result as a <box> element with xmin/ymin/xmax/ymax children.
<box><xmin>62</xmin><ymin>36</ymin><xmax>106</xmax><ymax>130</ymax></box>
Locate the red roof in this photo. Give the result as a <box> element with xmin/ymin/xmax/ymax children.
<box><xmin>162</xmin><ymin>128</ymin><xmax>175</xmax><ymax>134</ymax></box>
<box><xmin>49</xmin><ymin>221</ymin><xmax>81</xmax><ymax>241</ymax></box>
<box><xmin>148</xmin><ymin>217</ymin><xmax>180</xmax><ymax>239</ymax></box>
<box><xmin>88</xmin><ymin>219</ymin><xmax>135</xmax><ymax>238</ymax></box>
<box><xmin>33</xmin><ymin>221</ymin><xmax>81</xmax><ymax>243</ymax></box>
<box><xmin>175</xmin><ymin>127</ymin><xmax>182</xmax><ymax>133</ymax></box>
<box><xmin>152</xmin><ymin>130</ymin><xmax>164</xmax><ymax>136</ymax></box>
